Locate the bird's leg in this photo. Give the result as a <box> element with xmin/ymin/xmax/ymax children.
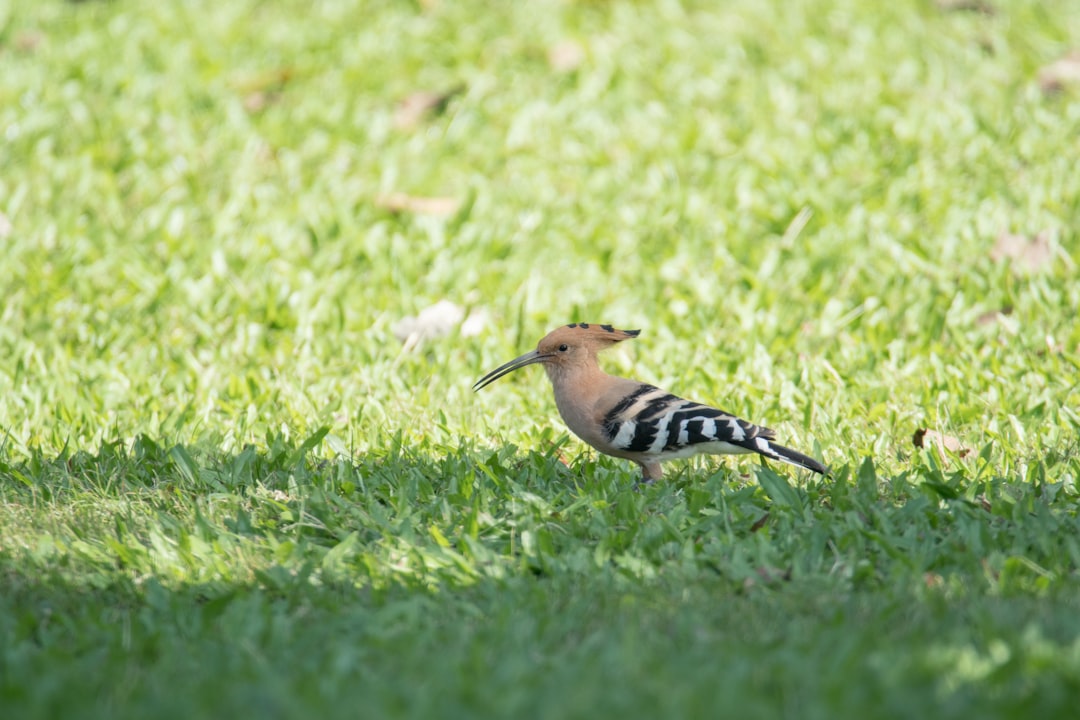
<box><xmin>633</xmin><ymin>461</ymin><xmax>663</xmax><ymax>489</ymax></box>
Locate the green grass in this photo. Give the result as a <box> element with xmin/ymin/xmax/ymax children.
<box><xmin>3</xmin><ymin>0</ymin><xmax>1080</xmax><ymax>717</ymax></box>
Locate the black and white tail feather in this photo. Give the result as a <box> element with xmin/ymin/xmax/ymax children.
<box><xmin>601</xmin><ymin>384</ymin><xmax>828</xmax><ymax>476</ymax></box>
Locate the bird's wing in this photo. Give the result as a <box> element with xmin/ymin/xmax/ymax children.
<box><xmin>599</xmin><ymin>384</ymin><xmax>776</xmax><ymax>457</ymax></box>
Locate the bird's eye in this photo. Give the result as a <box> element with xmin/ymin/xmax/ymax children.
<box><xmin>558</xmin><ymin>344</ymin><xmax>569</xmax><ymax>352</ymax></box>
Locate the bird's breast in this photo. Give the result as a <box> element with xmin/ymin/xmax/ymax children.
<box><xmin>552</xmin><ymin>391</ymin><xmax>600</xmax><ymax>443</ymax></box>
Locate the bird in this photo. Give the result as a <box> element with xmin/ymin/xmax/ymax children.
<box><xmin>473</xmin><ymin>323</ymin><xmax>828</xmax><ymax>483</ymax></box>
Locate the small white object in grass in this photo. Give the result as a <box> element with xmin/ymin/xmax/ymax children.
<box><xmin>393</xmin><ymin>299</ymin><xmax>466</xmax><ymax>346</ymax></box>
<box><xmin>460</xmin><ymin>308</ymin><xmax>489</xmax><ymax>338</ymax></box>
<box><xmin>548</xmin><ymin>41</ymin><xmax>586</xmax><ymax>73</ymax></box>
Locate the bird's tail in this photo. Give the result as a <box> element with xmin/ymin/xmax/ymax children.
<box><xmin>761</xmin><ymin>442</ymin><xmax>829</xmax><ymax>476</ymax></box>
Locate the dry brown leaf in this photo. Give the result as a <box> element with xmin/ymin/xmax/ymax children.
<box><xmin>990</xmin><ymin>230</ymin><xmax>1055</xmax><ymax>272</ymax></box>
<box><xmin>749</xmin><ymin>513</ymin><xmax>770</xmax><ymax>532</ymax></box>
<box><xmin>912</xmin><ymin>428</ymin><xmax>974</xmax><ymax>460</ymax></box>
<box><xmin>743</xmin><ymin>566</ymin><xmax>791</xmax><ymax>591</ymax></box>
<box><xmin>548</xmin><ymin>41</ymin><xmax>586</xmax><ymax>73</ymax></box>
<box><xmin>1038</xmin><ymin>50</ymin><xmax>1080</xmax><ymax>94</ymax></box>
<box><xmin>230</xmin><ymin>68</ymin><xmax>292</xmax><ymax>113</ymax></box>
<box><xmin>393</xmin><ymin>86</ymin><xmax>464</xmax><ymax>130</ymax></box>
<box><xmin>934</xmin><ymin>0</ymin><xmax>996</xmax><ymax>14</ymax></box>
<box><xmin>15</xmin><ymin>31</ymin><xmax>44</xmax><ymax>52</ymax></box>
<box><xmin>375</xmin><ymin>193</ymin><xmax>460</xmax><ymax>217</ymax></box>
<box><xmin>975</xmin><ymin>306</ymin><xmax>1013</xmax><ymax>327</ymax></box>
<box><xmin>230</xmin><ymin>68</ymin><xmax>293</xmax><ymax>95</ymax></box>
<box><xmin>756</xmin><ymin>566</ymin><xmax>790</xmax><ymax>583</ymax></box>
<box><xmin>243</xmin><ymin>91</ymin><xmax>281</xmax><ymax>113</ymax></box>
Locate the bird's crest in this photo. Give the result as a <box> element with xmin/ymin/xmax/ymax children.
<box><xmin>540</xmin><ymin>323</ymin><xmax>640</xmax><ymax>352</ymax></box>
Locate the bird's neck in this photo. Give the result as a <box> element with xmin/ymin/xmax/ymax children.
<box><xmin>543</xmin><ymin>359</ymin><xmax>614</xmax><ymax>445</ymax></box>
<box><xmin>545</xmin><ymin>359</ymin><xmax>608</xmax><ymax>407</ymax></box>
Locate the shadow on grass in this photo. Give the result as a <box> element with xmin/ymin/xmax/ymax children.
<box><xmin>4</xmin><ymin>432</ymin><xmax>1080</xmax><ymax>717</ymax></box>
<box><xmin>4</xmin><ymin>546</ymin><xmax>1080</xmax><ymax>720</ymax></box>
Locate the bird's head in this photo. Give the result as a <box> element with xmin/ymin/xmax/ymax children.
<box><xmin>473</xmin><ymin>323</ymin><xmax>640</xmax><ymax>390</ymax></box>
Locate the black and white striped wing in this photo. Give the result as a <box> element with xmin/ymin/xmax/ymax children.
<box><xmin>600</xmin><ymin>385</ymin><xmax>776</xmax><ymax>459</ymax></box>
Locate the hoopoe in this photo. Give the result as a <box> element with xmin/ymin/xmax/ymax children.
<box><xmin>474</xmin><ymin>323</ymin><xmax>828</xmax><ymax>482</ymax></box>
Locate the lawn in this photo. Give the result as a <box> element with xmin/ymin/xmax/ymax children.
<box><xmin>2</xmin><ymin>0</ymin><xmax>1080</xmax><ymax>717</ymax></box>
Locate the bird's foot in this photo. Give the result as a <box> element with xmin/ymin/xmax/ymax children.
<box><xmin>633</xmin><ymin>477</ymin><xmax>657</xmax><ymax>491</ymax></box>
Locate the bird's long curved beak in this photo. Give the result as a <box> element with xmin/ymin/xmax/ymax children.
<box><xmin>473</xmin><ymin>350</ymin><xmax>553</xmax><ymax>391</ymax></box>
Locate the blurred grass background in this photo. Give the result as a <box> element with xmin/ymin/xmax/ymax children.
<box><xmin>2</xmin><ymin>0</ymin><xmax>1080</xmax><ymax>717</ymax></box>
<box><xmin>2</xmin><ymin>0</ymin><xmax>1076</xmax><ymax>461</ymax></box>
